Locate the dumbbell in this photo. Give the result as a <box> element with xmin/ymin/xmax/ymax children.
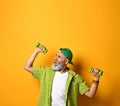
<box><xmin>89</xmin><ymin>68</ymin><xmax>103</xmax><ymax>76</ymax></box>
<box><xmin>35</xmin><ymin>42</ymin><xmax>48</xmax><ymax>54</ymax></box>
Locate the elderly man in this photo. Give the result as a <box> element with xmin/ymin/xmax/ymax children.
<box><xmin>24</xmin><ymin>44</ymin><xmax>101</xmax><ymax>106</ymax></box>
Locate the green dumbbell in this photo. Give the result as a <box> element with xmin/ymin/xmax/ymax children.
<box><xmin>35</xmin><ymin>42</ymin><xmax>48</xmax><ymax>54</ymax></box>
<box><xmin>89</xmin><ymin>68</ymin><xmax>103</xmax><ymax>76</ymax></box>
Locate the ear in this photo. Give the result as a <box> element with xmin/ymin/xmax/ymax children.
<box><xmin>65</xmin><ymin>59</ymin><xmax>69</xmax><ymax>64</ymax></box>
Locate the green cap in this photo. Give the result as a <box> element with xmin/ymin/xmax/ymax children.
<box><xmin>60</xmin><ymin>48</ymin><xmax>73</xmax><ymax>65</ymax></box>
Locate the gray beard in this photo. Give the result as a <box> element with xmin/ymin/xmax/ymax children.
<box><xmin>51</xmin><ymin>62</ymin><xmax>65</xmax><ymax>71</ymax></box>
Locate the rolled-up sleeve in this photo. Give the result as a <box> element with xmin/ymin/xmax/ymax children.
<box><xmin>32</xmin><ymin>66</ymin><xmax>45</xmax><ymax>79</ymax></box>
<box><xmin>79</xmin><ymin>79</ymin><xmax>89</xmax><ymax>95</ymax></box>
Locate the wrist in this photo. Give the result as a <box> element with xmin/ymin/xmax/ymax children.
<box><xmin>93</xmin><ymin>77</ymin><xmax>100</xmax><ymax>85</ymax></box>
<box><xmin>35</xmin><ymin>48</ymin><xmax>42</xmax><ymax>53</ymax></box>
<box><xmin>33</xmin><ymin>49</ymin><xmax>41</xmax><ymax>55</ymax></box>
<box><xmin>92</xmin><ymin>80</ymin><xmax>99</xmax><ymax>84</ymax></box>
<box><xmin>94</xmin><ymin>76</ymin><xmax>100</xmax><ymax>81</ymax></box>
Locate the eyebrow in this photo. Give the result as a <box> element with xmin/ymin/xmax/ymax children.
<box><xmin>56</xmin><ymin>53</ymin><xmax>60</xmax><ymax>56</ymax></box>
<box><xmin>56</xmin><ymin>52</ymin><xmax>62</xmax><ymax>58</ymax></box>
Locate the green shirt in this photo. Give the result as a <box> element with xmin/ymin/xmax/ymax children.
<box><xmin>33</xmin><ymin>66</ymin><xmax>89</xmax><ymax>106</ymax></box>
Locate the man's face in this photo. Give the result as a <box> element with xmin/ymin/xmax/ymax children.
<box><xmin>52</xmin><ymin>52</ymin><xmax>68</xmax><ymax>71</ymax></box>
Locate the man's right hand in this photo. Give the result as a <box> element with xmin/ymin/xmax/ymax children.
<box><xmin>36</xmin><ymin>44</ymin><xmax>46</xmax><ymax>53</ymax></box>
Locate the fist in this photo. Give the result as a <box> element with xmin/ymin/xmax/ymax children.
<box><xmin>90</xmin><ymin>68</ymin><xmax>100</xmax><ymax>77</ymax></box>
<box><xmin>35</xmin><ymin>43</ymin><xmax>46</xmax><ymax>53</ymax></box>
<box><xmin>38</xmin><ymin>44</ymin><xmax>46</xmax><ymax>52</ymax></box>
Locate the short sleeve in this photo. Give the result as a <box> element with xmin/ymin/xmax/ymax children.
<box><xmin>32</xmin><ymin>66</ymin><xmax>45</xmax><ymax>79</ymax></box>
<box><xmin>79</xmin><ymin>79</ymin><xmax>89</xmax><ymax>95</ymax></box>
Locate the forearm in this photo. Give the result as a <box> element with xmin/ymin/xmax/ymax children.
<box><xmin>24</xmin><ymin>49</ymin><xmax>40</xmax><ymax>73</ymax></box>
<box><xmin>25</xmin><ymin>50</ymin><xmax>39</xmax><ymax>67</ymax></box>
<box><xmin>85</xmin><ymin>77</ymin><xmax>100</xmax><ymax>98</ymax></box>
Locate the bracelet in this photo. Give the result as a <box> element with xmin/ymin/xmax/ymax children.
<box><xmin>92</xmin><ymin>80</ymin><xmax>99</xmax><ymax>84</ymax></box>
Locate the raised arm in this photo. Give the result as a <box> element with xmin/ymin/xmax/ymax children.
<box><xmin>24</xmin><ymin>44</ymin><xmax>46</xmax><ymax>73</ymax></box>
<box><xmin>84</xmin><ymin>68</ymin><xmax>101</xmax><ymax>98</ymax></box>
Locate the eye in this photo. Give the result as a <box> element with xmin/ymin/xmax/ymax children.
<box><xmin>58</xmin><ymin>55</ymin><xmax>61</xmax><ymax>58</ymax></box>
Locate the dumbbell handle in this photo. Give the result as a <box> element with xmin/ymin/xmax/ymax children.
<box><xmin>89</xmin><ymin>68</ymin><xmax>103</xmax><ymax>76</ymax></box>
<box><xmin>35</xmin><ymin>42</ymin><xmax>48</xmax><ymax>54</ymax></box>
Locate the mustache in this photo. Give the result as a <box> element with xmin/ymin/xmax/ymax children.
<box><xmin>52</xmin><ymin>61</ymin><xmax>65</xmax><ymax>71</ymax></box>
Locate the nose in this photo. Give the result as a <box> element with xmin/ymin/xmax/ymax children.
<box><xmin>54</xmin><ymin>55</ymin><xmax>58</xmax><ymax>60</ymax></box>
<box><xmin>54</xmin><ymin>58</ymin><xmax>58</xmax><ymax>62</ymax></box>
<box><xmin>54</xmin><ymin>56</ymin><xmax>58</xmax><ymax>63</ymax></box>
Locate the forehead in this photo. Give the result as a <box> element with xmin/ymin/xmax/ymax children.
<box><xmin>56</xmin><ymin>51</ymin><xmax>66</xmax><ymax>58</ymax></box>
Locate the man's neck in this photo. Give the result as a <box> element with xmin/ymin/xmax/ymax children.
<box><xmin>59</xmin><ymin>67</ymin><xmax>69</xmax><ymax>73</ymax></box>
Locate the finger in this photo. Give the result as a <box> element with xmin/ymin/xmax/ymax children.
<box><xmin>93</xmin><ymin>68</ymin><xmax>99</xmax><ymax>73</ymax></box>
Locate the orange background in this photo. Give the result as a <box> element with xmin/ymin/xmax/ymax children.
<box><xmin>0</xmin><ymin>0</ymin><xmax>120</xmax><ymax>106</ymax></box>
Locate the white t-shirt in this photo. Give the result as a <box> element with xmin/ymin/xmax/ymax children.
<box><xmin>51</xmin><ymin>71</ymin><xmax>68</xmax><ymax>106</ymax></box>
